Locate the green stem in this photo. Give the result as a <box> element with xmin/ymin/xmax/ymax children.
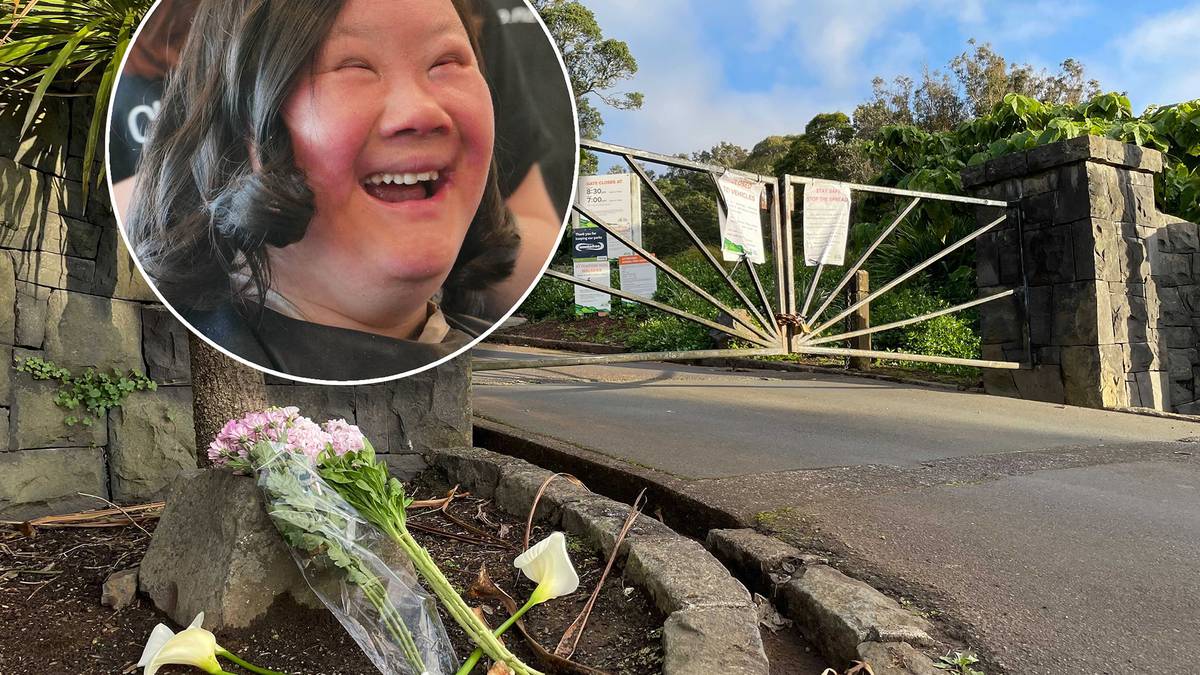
<box><xmin>359</xmin><ymin>572</ymin><xmax>427</xmax><ymax>672</ymax></box>
<box><xmin>216</xmin><ymin>649</ymin><xmax>286</xmax><ymax>675</ymax></box>
<box><xmin>391</xmin><ymin>529</ymin><xmax>541</xmax><ymax>675</ymax></box>
<box><xmin>455</xmin><ymin>597</ymin><xmax>539</xmax><ymax>675</ymax></box>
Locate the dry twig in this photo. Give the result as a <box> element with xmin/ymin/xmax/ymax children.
<box><xmin>554</xmin><ymin>489</ymin><xmax>647</xmax><ymax>659</ymax></box>
<box><xmin>523</xmin><ymin>473</ymin><xmax>585</xmax><ymax>551</ymax></box>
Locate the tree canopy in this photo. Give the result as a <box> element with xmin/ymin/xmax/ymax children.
<box><xmin>532</xmin><ymin>0</ymin><xmax>642</xmax><ymax>174</ymax></box>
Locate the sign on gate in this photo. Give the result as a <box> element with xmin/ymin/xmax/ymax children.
<box><xmin>802</xmin><ymin>179</ymin><xmax>851</xmax><ymax>266</ymax></box>
<box><xmin>717</xmin><ymin>173</ymin><xmax>767</xmax><ymax>264</ymax></box>
<box><xmin>618</xmin><ymin>254</ymin><xmax>657</xmax><ymax>301</ymax></box>
<box><xmin>577</xmin><ymin>174</ymin><xmax>641</xmax><ymax>257</ymax></box>
<box><xmin>571</xmin><ymin>218</ymin><xmax>611</xmax><ymax>313</ymax></box>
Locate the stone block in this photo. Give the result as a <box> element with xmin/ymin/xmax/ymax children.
<box><xmin>42</xmin><ymin>290</ymin><xmax>145</xmax><ymax>374</ymax></box>
<box><xmin>707</xmin><ymin>528</ymin><xmax>805</xmax><ymax>592</ymax></box>
<box><xmin>1037</xmin><ymin>345</ymin><xmax>1062</xmax><ymax>365</ymax></box>
<box><xmin>1027</xmin><ymin>285</ymin><xmax>1052</xmax><ymax>345</ymax></box>
<box><xmin>1024</xmin><ymin>225</ymin><xmax>1075</xmax><ymax>284</ymax></box>
<box><xmin>428</xmin><ymin>446</ymin><xmax>508</xmax><ymax>499</ymax></box>
<box><xmin>0</xmin><ymin>447</ymin><xmax>106</xmax><ymax>520</ymax></box>
<box><xmin>10</xmin><ymin>249</ymin><xmax>94</xmax><ymax>290</ymax></box>
<box><xmin>982</xmin><ymin>370</ymin><xmax>1019</xmax><ymax>398</ymax></box>
<box><xmin>1052</xmin><ymin>280</ymin><xmax>1112</xmax><ymax>345</ymax></box>
<box><xmin>1165</xmin><ymin>327</ymin><xmax>1195</xmax><ymax>350</ymax></box>
<box><xmin>1012</xmin><ymin>365</ymin><xmax>1066</xmax><ymax>404</ymax></box>
<box><xmin>142</xmin><ymin>305</ymin><xmax>191</xmax><ymax>383</ymax></box>
<box><xmin>1118</xmin><ymin>237</ymin><xmax>1150</xmax><ymax>281</ymax></box>
<box><xmin>1062</xmin><ymin>345</ymin><xmax>1128</xmax><ymax>409</ymax></box>
<box><xmin>561</xmin><ymin>494</ymin><xmax>676</xmax><ymax>560</ymax></box>
<box><xmin>856</xmin><ymin>641</ymin><xmax>941</xmax><ymax>675</ymax></box>
<box><xmin>975</xmin><ymin>232</ymin><xmax>1000</xmax><ymax>287</ymax></box>
<box><xmin>625</xmin><ymin>536</ymin><xmax>752</xmax><ymax>615</ymax></box>
<box><xmin>355</xmin><ymin>358</ymin><xmax>471</xmax><ymax>454</ymax></box>
<box><xmin>1022</xmin><ymin>169</ymin><xmax>1059</xmax><ymax>196</ymax></box>
<box><xmin>0</xmin><ymin>207</ymin><xmax>102</xmax><ymax>259</ymax></box>
<box><xmin>1025</xmin><ymin>136</ymin><xmax>1095</xmax><ymax>173</ymax></box>
<box><xmin>380</xmin><ymin>453</ymin><xmax>427</xmax><ymax>481</ymax></box>
<box><xmin>14</xmin><ymin>281</ymin><xmax>49</xmax><ymax>348</ymax></box>
<box><xmin>978</xmin><ymin>286</ymin><xmax>1023</xmax><ymax>344</ymax></box>
<box><xmin>101</xmin><ymin>568</ymin><xmax>139</xmax><ymax>610</ymax></box>
<box><xmin>266</xmin><ymin>384</ymin><xmax>355</xmax><ymax>427</ymax></box>
<box><xmin>1052</xmin><ymin>163</ymin><xmax>1090</xmax><ymax>224</ymax></box>
<box><xmin>1162</xmin><ymin>220</ymin><xmax>1200</xmax><ymax>253</ymax></box>
<box><xmin>0</xmin><ymin>409</ymin><xmax>8</xmax><ymax>452</ymax></box>
<box><xmin>0</xmin><ymin>252</ymin><xmax>13</xmax><ymax>345</ymax></box>
<box><xmin>0</xmin><ymin>347</ymin><xmax>9</xmax><ymax>406</ymax></box>
<box><xmin>662</xmin><ymin>606</ymin><xmax>769</xmax><ymax>675</ymax></box>
<box><xmin>12</xmin><ymin>379</ymin><xmax>107</xmax><ymax>448</ymax></box>
<box><xmin>494</xmin><ymin>466</ymin><xmax>592</xmax><ymax>527</ymax></box>
<box><xmin>91</xmin><ymin>227</ymin><xmax>157</xmax><ymax>301</ymax></box>
<box><xmin>1159</xmin><ymin>287</ymin><xmax>1191</xmax><ymax>326</ymax></box>
<box><xmin>1021</xmin><ymin>191</ymin><xmax>1056</xmax><ymax>228</ymax></box>
<box><xmin>779</xmin><ymin>565</ymin><xmax>934</xmax><ymax>667</ymax></box>
<box><xmin>1170</xmin><ymin>379</ymin><xmax>1194</xmax><ymax>409</ymax></box>
<box><xmin>1134</xmin><ymin>370</ymin><xmax>1169</xmax><ymax>410</ymax></box>
<box><xmin>0</xmin><ymin>156</ymin><xmax>86</xmax><ymax>220</ymax></box>
<box><xmin>985</xmin><ymin>150</ymin><xmax>1027</xmax><ymax>183</ymax></box>
<box><xmin>1127</xmin><ymin>342</ymin><xmax>1162</xmax><ymax>372</ymax></box>
<box><xmin>139</xmin><ymin>469</ymin><xmax>318</xmax><ymax>629</ymax></box>
<box><xmin>107</xmin><ymin>386</ymin><xmax>196</xmax><ymax>502</ymax></box>
<box><xmin>1152</xmin><ymin>251</ymin><xmax>1194</xmax><ymax>287</ymax></box>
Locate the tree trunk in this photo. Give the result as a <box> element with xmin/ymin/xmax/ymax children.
<box><xmin>188</xmin><ymin>333</ymin><xmax>268</xmax><ymax>467</ymax></box>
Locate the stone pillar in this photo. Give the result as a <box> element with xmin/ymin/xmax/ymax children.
<box><xmin>963</xmin><ymin>135</ymin><xmax>1174</xmax><ymax>410</ymax></box>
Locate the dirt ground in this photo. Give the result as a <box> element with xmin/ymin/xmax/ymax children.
<box><xmin>0</xmin><ymin>470</ymin><xmax>666</xmax><ymax>675</ymax></box>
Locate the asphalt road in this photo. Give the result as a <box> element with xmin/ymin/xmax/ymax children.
<box><xmin>470</xmin><ymin>345</ymin><xmax>1200</xmax><ymax>674</ymax></box>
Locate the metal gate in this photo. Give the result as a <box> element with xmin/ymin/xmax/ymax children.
<box><xmin>475</xmin><ymin>139</ymin><xmax>1026</xmax><ymax>373</ymax></box>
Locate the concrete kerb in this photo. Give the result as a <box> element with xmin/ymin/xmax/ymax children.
<box><xmin>426</xmin><ymin>446</ymin><xmax>771</xmax><ymax>675</ymax></box>
<box><xmin>708</xmin><ymin>528</ymin><xmax>941</xmax><ymax>675</ymax></box>
<box><xmin>466</xmin><ymin>420</ymin><xmax>945</xmax><ymax>675</ymax></box>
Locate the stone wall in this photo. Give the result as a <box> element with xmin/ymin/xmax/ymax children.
<box><xmin>964</xmin><ymin>135</ymin><xmax>1199</xmax><ymax>413</ymax></box>
<box><xmin>0</xmin><ymin>100</ymin><xmax>471</xmax><ymax>520</ymax></box>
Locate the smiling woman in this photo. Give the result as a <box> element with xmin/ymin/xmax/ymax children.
<box><xmin>119</xmin><ymin>0</ymin><xmax>544</xmax><ymax>382</ymax></box>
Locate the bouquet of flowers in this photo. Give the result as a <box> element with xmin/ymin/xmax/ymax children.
<box><xmin>209</xmin><ymin>407</ymin><xmax>456</xmax><ymax>675</ymax></box>
<box><xmin>209</xmin><ymin>407</ymin><xmax>541</xmax><ymax>675</ymax></box>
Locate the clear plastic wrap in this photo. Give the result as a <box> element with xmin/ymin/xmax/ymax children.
<box><xmin>252</xmin><ymin>442</ymin><xmax>456</xmax><ymax>675</ymax></box>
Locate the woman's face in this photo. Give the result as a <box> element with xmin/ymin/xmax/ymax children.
<box><xmin>280</xmin><ymin>0</ymin><xmax>494</xmax><ymax>299</ymax></box>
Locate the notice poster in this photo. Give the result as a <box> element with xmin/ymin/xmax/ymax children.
<box><xmin>618</xmin><ymin>255</ymin><xmax>657</xmax><ymax>302</ymax></box>
<box><xmin>573</xmin><ymin>260</ymin><xmax>611</xmax><ymax>314</ymax></box>
<box><xmin>571</xmin><ymin>216</ymin><xmax>608</xmax><ymax>260</ymax></box>
<box><xmin>576</xmin><ymin>174</ymin><xmax>641</xmax><ymax>257</ymax></box>
<box><xmin>716</xmin><ymin>173</ymin><xmax>767</xmax><ymax>264</ymax></box>
<box><xmin>802</xmin><ymin>180</ymin><xmax>852</xmax><ymax>266</ymax></box>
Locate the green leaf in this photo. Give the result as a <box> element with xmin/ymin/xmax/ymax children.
<box><xmin>18</xmin><ymin>19</ymin><xmax>101</xmax><ymax>139</ymax></box>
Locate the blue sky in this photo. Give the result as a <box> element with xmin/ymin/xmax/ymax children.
<box><xmin>575</xmin><ymin>0</ymin><xmax>1200</xmax><ymax>156</ymax></box>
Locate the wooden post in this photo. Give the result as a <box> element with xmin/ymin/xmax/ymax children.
<box><xmin>849</xmin><ymin>270</ymin><xmax>871</xmax><ymax>370</ymax></box>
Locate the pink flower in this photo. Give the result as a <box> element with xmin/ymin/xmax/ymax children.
<box><xmin>324</xmin><ymin>419</ymin><xmax>366</xmax><ymax>455</ymax></box>
<box><xmin>207</xmin><ymin>408</ymin><xmax>369</xmax><ymax>468</ymax></box>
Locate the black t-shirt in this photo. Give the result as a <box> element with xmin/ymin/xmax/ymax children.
<box><xmin>182</xmin><ymin>301</ymin><xmax>491</xmax><ymax>381</ymax></box>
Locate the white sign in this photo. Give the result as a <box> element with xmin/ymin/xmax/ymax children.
<box><xmin>576</xmin><ymin>174</ymin><xmax>642</xmax><ymax>257</ymax></box>
<box><xmin>573</xmin><ymin>260</ymin><xmax>611</xmax><ymax>313</ymax></box>
<box><xmin>618</xmin><ymin>255</ymin><xmax>657</xmax><ymax>302</ymax></box>
<box><xmin>802</xmin><ymin>180</ymin><xmax>852</xmax><ymax>266</ymax></box>
<box><xmin>717</xmin><ymin>173</ymin><xmax>766</xmax><ymax>264</ymax></box>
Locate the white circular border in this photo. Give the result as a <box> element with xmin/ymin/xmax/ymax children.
<box><xmin>105</xmin><ymin>0</ymin><xmax>580</xmax><ymax>386</ymax></box>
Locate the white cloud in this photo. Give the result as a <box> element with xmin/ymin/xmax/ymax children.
<box><xmin>580</xmin><ymin>0</ymin><xmax>858</xmax><ymax>155</ymax></box>
<box><xmin>1107</xmin><ymin>4</ymin><xmax>1200</xmax><ymax>109</ymax></box>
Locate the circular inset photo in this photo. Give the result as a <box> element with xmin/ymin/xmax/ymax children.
<box><xmin>106</xmin><ymin>0</ymin><xmax>577</xmax><ymax>384</ymax></box>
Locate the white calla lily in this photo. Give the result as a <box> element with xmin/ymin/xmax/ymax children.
<box><xmin>457</xmin><ymin>532</ymin><xmax>582</xmax><ymax>674</ymax></box>
<box><xmin>138</xmin><ymin>612</ymin><xmax>222</xmax><ymax>675</ymax></box>
<box><xmin>514</xmin><ymin>532</ymin><xmax>580</xmax><ymax>605</ymax></box>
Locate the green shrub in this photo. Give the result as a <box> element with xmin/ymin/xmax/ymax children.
<box><xmin>625</xmin><ymin>316</ymin><xmax>711</xmax><ymax>352</ymax></box>
<box><xmin>867</xmin><ymin>285</ymin><xmax>981</xmax><ymax>376</ymax></box>
<box><xmin>517</xmin><ymin>272</ymin><xmax>575</xmax><ymax>321</ymax></box>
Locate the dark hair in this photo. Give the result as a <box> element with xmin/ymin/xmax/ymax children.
<box><xmin>126</xmin><ymin>0</ymin><xmax>517</xmax><ymax>318</ymax></box>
